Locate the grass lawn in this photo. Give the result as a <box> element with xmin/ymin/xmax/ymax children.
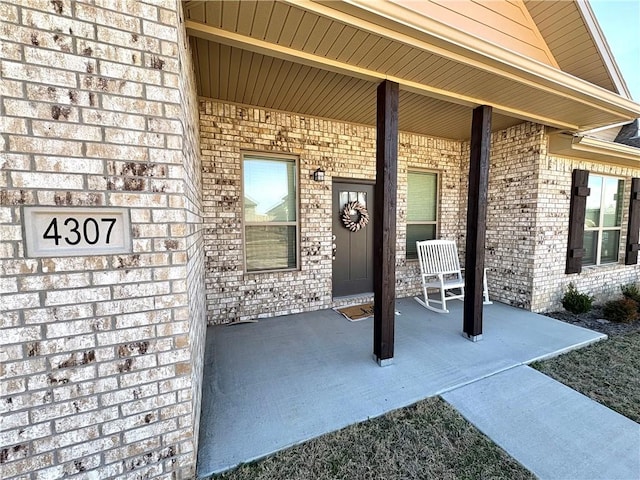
<box><xmin>210</xmin><ymin>331</ymin><xmax>639</xmax><ymax>480</ymax></box>
<box><xmin>212</xmin><ymin>396</ymin><xmax>534</xmax><ymax>480</ymax></box>
<box><xmin>532</xmin><ymin>331</ymin><xmax>640</xmax><ymax>423</ymax></box>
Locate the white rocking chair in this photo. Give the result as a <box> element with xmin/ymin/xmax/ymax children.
<box><xmin>414</xmin><ymin>239</ymin><xmax>491</xmax><ymax>313</ymax></box>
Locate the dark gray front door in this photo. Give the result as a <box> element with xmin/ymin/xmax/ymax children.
<box><xmin>332</xmin><ymin>182</ymin><xmax>374</xmax><ymax>297</ymax></box>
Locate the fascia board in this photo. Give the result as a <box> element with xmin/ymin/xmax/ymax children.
<box><xmin>576</xmin><ymin>0</ymin><xmax>632</xmax><ymax>99</ymax></box>
<box><xmin>578</xmin><ymin>121</ymin><xmax>630</xmax><ymax>136</ymax></box>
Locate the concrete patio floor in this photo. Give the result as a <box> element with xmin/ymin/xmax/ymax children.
<box><xmin>196</xmin><ymin>297</ymin><xmax>607</xmax><ymax>477</ymax></box>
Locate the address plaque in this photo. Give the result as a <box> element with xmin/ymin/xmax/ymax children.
<box><xmin>23</xmin><ymin>207</ymin><xmax>132</xmax><ymax>257</ymax></box>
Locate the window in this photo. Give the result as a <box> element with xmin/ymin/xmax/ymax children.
<box><xmin>583</xmin><ymin>174</ymin><xmax>624</xmax><ymax>266</ymax></box>
<box><xmin>243</xmin><ymin>154</ymin><xmax>298</xmax><ymax>272</ymax></box>
<box><xmin>406</xmin><ymin>171</ymin><xmax>438</xmax><ymax>260</ymax></box>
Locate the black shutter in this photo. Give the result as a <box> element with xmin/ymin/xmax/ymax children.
<box><xmin>625</xmin><ymin>178</ymin><xmax>640</xmax><ymax>265</ymax></box>
<box><xmin>566</xmin><ymin>169</ymin><xmax>589</xmax><ymax>274</ymax></box>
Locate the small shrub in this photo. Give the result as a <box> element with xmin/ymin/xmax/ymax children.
<box><xmin>561</xmin><ymin>283</ymin><xmax>594</xmax><ymax>314</ymax></box>
<box><xmin>621</xmin><ymin>283</ymin><xmax>640</xmax><ymax>304</ymax></box>
<box><xmin>603</xmin><ymin>298</ymin><xmax>639</xmax><ymax>323</ymax></box>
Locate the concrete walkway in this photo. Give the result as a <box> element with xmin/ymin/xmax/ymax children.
<box><xmin>443</xmin><ymin>365</ymin><xmax>640</xmax><ymax>480</ymax></box>
<box><xmin>197</xmin><ymin>298</ymin><xmax>611</xmax><ymax>477</ymax></box>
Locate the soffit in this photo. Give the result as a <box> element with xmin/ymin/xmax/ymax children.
<box><xmin>189</xmin><ymin>38</ymin><xmax>522</xmax><ymax>139</ymax></box>
<box><xmin>524</xmin><ymin>0</ymin><xmax>624</xmax><ymax>95</ymax></box>
<box><xmin>184</xmin><ymin>0</ymin><xmax>640</xmax><ymax>140</ymax></box>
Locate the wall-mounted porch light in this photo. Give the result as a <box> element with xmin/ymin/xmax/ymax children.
<box><xmin>313</xmin><ymin>168</ymin><xmax>325</xmax><ymax>182</ymax></box>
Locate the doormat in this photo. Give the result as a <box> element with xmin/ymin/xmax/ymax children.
<box><xmin>335</xmin><ymin>303</ymin><xmax>374</xmax><ymax>322</ymax></box>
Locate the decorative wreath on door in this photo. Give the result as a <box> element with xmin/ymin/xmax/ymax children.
<box><xmin>341</xmin><ymin>201</ymin><xmax>370</xmax><ymax>232</ymax></box>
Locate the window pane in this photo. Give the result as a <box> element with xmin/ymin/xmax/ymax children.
<box><xmin>585</xmin><ymin>175</ymin><xmax>602</xmax><ymax>228</ymax></box>
<box><xmin>339</xmin><ymin>191</ymin><xmax>367</xmax><ymax>209</ymax></box>
<box><xmin>406</xmin><ymin>224</ymin><xmax>436</xmax><ymax>259</ymax></box>
<box><xmin>407</xmin><ymin>172</ymin><xmax>437</xmax><ymax>222</ymax></box>
<box><xmin>244</xmin><ymin>157</ymin><xmax>296</xmax><ymax>222</ymax></box>
<box><xmin>600</xmin><ymin>230</ymin><xmax>620</xmax><ymax>264</ymax></box>
<box><xmin>602</xmin><ymin>178</ymin><xmax>624</xmax><ymax>227</ymax></box>
<box><xmin>583</xmin><ymin>231</ymin><xmax>597</xmax><ymax>266</ymax></box>
<box><xmin>245</xmin><ymin>225</ymin><xmax>296</xmax><ymax>271</ymax></box>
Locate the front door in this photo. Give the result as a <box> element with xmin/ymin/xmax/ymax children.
<box><xmin>332</xmin><ymin>182</ymin><xmax>374</xmax><ymax>297</ymax></box>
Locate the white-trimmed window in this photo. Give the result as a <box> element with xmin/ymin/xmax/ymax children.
<box><xmin>243</xmin><ymin>153</ymin><xmax>298</xmax><ymax>272</ymax></box>
<box><xmin>406</xmin><ymin>170</ymin><xmax>439</xmax><ymax>260</ymax></box>
<box><xmin>583</xmin><ymin>174</ymin><xmax>624</xmax><ymax>266</ymax></box>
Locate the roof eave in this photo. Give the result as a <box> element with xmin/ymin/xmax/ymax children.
<box><xmin>307</xmin><ymin>0</ymin><xmax>640</xmax><ymax>129</ymax></box>
<box><xmin>549</xmin><ymin>133</ymin><xmax>640</xmax><ymax>167</ymax></box>
<box><xmin>576</xmin><ymin>1</ymin><xmax>633</xmax><ymax>100</ymax></box>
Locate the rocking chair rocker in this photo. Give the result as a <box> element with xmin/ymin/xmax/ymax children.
<box><xmin>414</xmin><ymin>239</ymin><xmax>491</xmax><ymax>313</ymax></box>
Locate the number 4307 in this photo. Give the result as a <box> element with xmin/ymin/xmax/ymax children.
<box><xmin>43</xmin><ymin>217</ymin><xmax>117</xmax><ymax>246</ymax></box>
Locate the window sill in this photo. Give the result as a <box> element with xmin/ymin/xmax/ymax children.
<box><xmin>245</xmin><ymin>267</ymin><xmax>299</xmax><ymax>275</ymax></box>
<box><xmin>581</xmin><ymin>261</ymin><xmax>624</xmax><ymax>271</ymax></box>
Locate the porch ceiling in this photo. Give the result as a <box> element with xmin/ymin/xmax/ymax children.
<box><xmin>188</xmin><ymin>38</ymin><xmax>522</xmax><ymax>139</ymax></box>
<box><xmin>184</xmin><ymin>0</ymin><xmax>640</xmax><ymax>141</ymax></box>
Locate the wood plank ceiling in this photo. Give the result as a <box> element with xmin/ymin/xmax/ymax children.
<box><xmin>184</xmin><ymin>0</ymin><xmax>632</xmax><ymax>140</ymax></box>
<box><xmin>190</xmin><ymin>38</ymin><xmax>495</xmax><ymax>139</ymax></box>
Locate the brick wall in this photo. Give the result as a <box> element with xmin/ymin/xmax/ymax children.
<box><xmin>1</xmin><ymin>1</ymin><xmax>205</xmax><ymax>479</ymax></box>
<box><xmin>176</xmin><ymin>0</ymin><xmax>206</xmax><ymax>476</ymax></box>
<box><xmin>482</xmin><ymin>123</ymin><xmax>545</xmax><ymax>309</ymax></box>
<box><xmin>201</xmin><ymin>105</ymin><xmax>640</xmax><ymax>322</ymax></box>
<box><xmin>530</xmin><ymin>148</ymin><xmax>640</xmax><ymax>311</ymax></box>
<box><xmin>480</xmin><ymin>122</ymin><xmax>640</xmax><ymax>313</ymax></box>
<box><xmin>200</xmin><ymin>99</ymin><xmax>464</xmax><ymax>324</ymax></box>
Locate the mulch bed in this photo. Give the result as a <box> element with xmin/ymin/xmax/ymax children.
<box><xmin>544</xmin><ymin>305</ymin><xmax>640</xmax><ymax>337</ymax></box>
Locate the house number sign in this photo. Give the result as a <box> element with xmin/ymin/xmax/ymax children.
<box><xmin>23</xmin><ymin>207</ymin><xmax>132</xmax><ymax>257</ymax></box>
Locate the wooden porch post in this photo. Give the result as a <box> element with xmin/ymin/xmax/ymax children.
<box><xmin>463</xmin><ymin>105</ymin><xmax>492</xmax><ymax>341</ymax></box>
<box><xmin>373</xmin><ymin>80</ymin><xmax>398</xmax><ymax>366</ymax></box>
<box><xmin>625</xmin><ymin>178</ymin><xmax>640</xmax><ymax>265</ymax></box>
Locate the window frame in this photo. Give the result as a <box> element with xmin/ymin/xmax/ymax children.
<box><xmin>241</xmin><ymin>151</ymin><xmax>300</xmax><ymax>273</ymax></box>
<box><xmin>583</xmin><ymin>173</ymin><xmax>624</xmax><ymax>267</ymax></box>
<box><xmin>406</xmin><ymin>169</ymin><xmax>440</xmax><ymax>261</ymax></box>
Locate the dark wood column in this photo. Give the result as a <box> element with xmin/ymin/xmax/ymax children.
<box><xmin>625</xmin><ymin>178</ymin><xmax>640</xmax><ymax>265</ymax></box>
<box><xmin>373</xmin><ymin>80</ymin><xmax>398</xmax><ymax>365</ymax></box>
<box><xmin>463</xmin><ymin>105</ymin><xmax>492</xmax><ymax>341</ymax></box>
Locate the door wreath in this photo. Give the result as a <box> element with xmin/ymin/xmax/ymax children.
<box><xmin>341</xmin><ymin>201</ymin><xmax>369</xmax><ymax>232</ymax></box>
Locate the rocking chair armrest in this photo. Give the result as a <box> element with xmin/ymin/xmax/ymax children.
<box><xmin>421</xmin><ymin>272</ymin><xmax>442</xmax><ymax>279</ymax></box>
<box><xmin>432</xmin><ymin>273</ymin><xmax>446</xmax><ymax>284</ymax></box>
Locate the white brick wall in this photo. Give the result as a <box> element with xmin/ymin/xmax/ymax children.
<box><xmin>200</xmin><ymin>103</ymin><xmax>640</xmax><ymax>321</ymax></box>
<box><xmin>481</xmin><ymin>123</ymin><xmax>546</xmax><ymax>309</ymax></box>
<box><xmin>200</xmin><ymin>100</ymin><xmax>464</xmax><ymax>324</ymax></box>
<box><xmin>480</xmin><ymin>123</ymin><xmax>640</xmax><ymax>312</ymax></box>
<box><xmin>531</xmin><ymin>147</ymin><xmax>640</xmax><ymax>311</ymax></box>
<box><xmin>1</xmin><ymin>1</ymin><xmax>205</xmax><ymax>479</ymax></box>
